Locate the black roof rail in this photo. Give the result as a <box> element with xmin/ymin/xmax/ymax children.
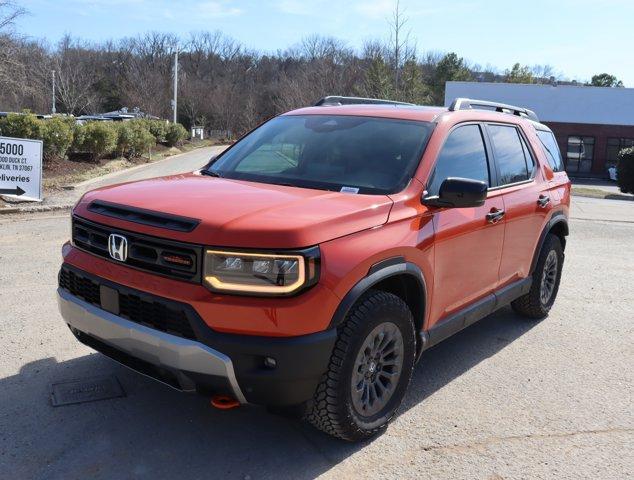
<box><xmin>314</xmin><ymin>96</ymin><xmax>414</xmax><ymax>107</ymax></box>
<box><xmin>449</xmin><ymin>98</ymin><xmax>539</xmax><ymax>122</ymax></box>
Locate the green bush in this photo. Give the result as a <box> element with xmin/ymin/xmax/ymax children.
<box><xmin>0</xmin><ymin>112</ymin><xmax>43</xmax><ymax>140</ymax></box>
<box><xmin>70</xmin><ymin>122</ymin><xmax>85</xmax><ymax>153</ymax></box>
<box><xmin>74</xmin><ymin>122</ymin><xmax>117</xmax><ymax>161</ymax></box>
<box><xmin>41</xmin><ymin>117</ymin><xmax>74</xmax><ymax>161</ymax></box>
<box><xmin>616</xmin><ymin>147</ymin><xmax>634</xmax><ymax>194</ymax></box>
<box><xmin>165</xmin><ymin>122</ymin><xmax>188</xmax><ymax>146</ymax></box>
<box><xmin>142</xmin><ymin>119</ymin><xmax>169</xmax><ymax>143</ymax></box>
<box><xmin>116</xmin><ymin>121</ymin><xmax>155</xmax><ymax>158</ymax></box>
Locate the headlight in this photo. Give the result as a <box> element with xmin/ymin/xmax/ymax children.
<box><xmin>203</xmin><ymin>247</ymin><xmax>320</xmax><ymax>296</ymax></box>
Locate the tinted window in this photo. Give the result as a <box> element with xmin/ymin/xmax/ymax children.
<box><xmin>427</xmin><ymin>125</ymin><xmax>489</xmax><ymax>196</ymax></box>
<box><xmin>208</xmin><ymin>115</ymin><xmax>433</xmax><ymax>195</ymax></box>
<box><xmin>536</xmin><ymin>130</ymin><xmax>564</xmax><ymax>172</ymax></box>
<box><xmin>489</xmin><ymin>125</ymin><xmax>529</xmax><ymax>185</ymax></box>
<box><xmin>566</xmin><ymin>136</ymin><xmax>594</xmax><ymax>173</ymax></box>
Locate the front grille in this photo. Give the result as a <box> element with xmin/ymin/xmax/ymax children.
<box><xmin>59</xmin><ymin>267</ymin><xmax>101</xmax><ymax>305</ymax></box>
<box><xmin>72</xmin><ymin>215</ymin><xmax>202</xmax><ymax>283</ymax></box>
<box><xmin>118</xmin><ymin>292</ymin><xmax>195</xmax><ymax>339</ymax></box>
<box><xmin>59</xmin><ymin>267</ymin><xmax>197</xmax><ymax>340</ymax></box>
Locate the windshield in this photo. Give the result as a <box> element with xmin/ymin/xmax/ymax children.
<box><xmin>207</xmin><ymin>115</ymin><xmax>433</xmax><ymax>194</ymax></box>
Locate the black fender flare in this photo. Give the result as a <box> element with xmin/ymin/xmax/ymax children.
<box><xmin>328</xmin><ymin>257</ymin><xmax>428</xmax><ymax>351</ymax></box>
<box><xmin>530</xmin><ymin>211</ymin><xmax>569</xmax><ymax>274</ymax></box>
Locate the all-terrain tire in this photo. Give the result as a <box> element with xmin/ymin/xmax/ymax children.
<box><xmin>306</xmin><ymin>290</ymin><xmax>416</xmax><ymax>442</ymax></box>
<box><xmin>512</xmin><ymin>234</ymin><xmax>564</xmax><ymax>319</ymax></box>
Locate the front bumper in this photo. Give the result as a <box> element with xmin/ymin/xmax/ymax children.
<box><xmin>58</xmin><ymin>287</ymin><xmax>248</xmax><ymax>402</ymax></box>
<box><xmin>57</xmin><ymin>265</ymin><xmax>337</xmax><ymax>406</ymax></box>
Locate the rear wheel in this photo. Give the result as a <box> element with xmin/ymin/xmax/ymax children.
<box><xmin>512</xmin><ymin>234</ymin><xmax>564</xmax><ymax>319</ymax></box>
<box><xmin>306</xmin><ymin>290</ymin><xmax>416</xmax><ymax>441</ymax></box>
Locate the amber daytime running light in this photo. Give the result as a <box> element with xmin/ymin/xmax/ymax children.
<box><xmin>203</xmin><ymin>248</ymin><xmax>320</xmax><ymax>295</ymax></box>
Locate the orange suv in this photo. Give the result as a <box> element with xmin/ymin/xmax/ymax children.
<box><xmin>58</xmin><ymin>96</ymin><xmax>570</xmax><ymax>441</ymax></box>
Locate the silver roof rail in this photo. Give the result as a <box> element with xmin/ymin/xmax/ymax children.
<box><xmin>314</xmin><ymin>96</ymin><xmax>414</xmax><ymax>107</ymax></box>
<box><xmin>449</xmin><ymin>98</ymin><xmax>539</xmax><ymax>122</ymax></box>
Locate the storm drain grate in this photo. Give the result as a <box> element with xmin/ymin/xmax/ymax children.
<box><xmin>50</xmin><ymin>375</ymin><xmax>125</xmax><ymax>406</ymax></box>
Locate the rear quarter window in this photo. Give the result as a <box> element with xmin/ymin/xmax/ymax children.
<box><xmin>488</xmin><ymin>124</ymin><xmax>532</xmax><ymax>185</ymax></box>
<box><xmin>536</xmin><ymin>130</ymin><xmax>565</xmax><ymax>172</ymax></box>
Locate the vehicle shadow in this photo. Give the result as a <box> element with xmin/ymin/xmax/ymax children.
<box><xmin>1</xmin><ymin>306</ymin><xmax>537</xmax><ymax>480</ymax></box>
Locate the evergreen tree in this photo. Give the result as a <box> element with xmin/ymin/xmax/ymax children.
<box><xmin>505</xmin><ymin>63</ymin><xmax>534</xmax><ymax>84</ymax></box>
<box><xmin>431</xmin><ymin>53</ymin><xmax>472</xmax><ymax>105</ymax></box>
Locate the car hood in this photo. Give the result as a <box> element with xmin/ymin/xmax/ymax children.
<box><xmin>74</xmin><ymin>173</ymin><xmax>393</xmax><ymax>248</ymax></box>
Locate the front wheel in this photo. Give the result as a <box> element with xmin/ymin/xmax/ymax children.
<box><xmin>306</xmin><ymin>290</ymin><xmax>416</xmax><ymax>441</ymax></box>
<box><xmin>512</xmin><ymin>234</ymin><xmax>564</xmax><ymax>319</ymax></box>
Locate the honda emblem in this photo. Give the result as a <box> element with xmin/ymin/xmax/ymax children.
<box><xmin>108</xmin><ymin>234</ymin><xmax>128</xmax><ymax>262</ymax></box>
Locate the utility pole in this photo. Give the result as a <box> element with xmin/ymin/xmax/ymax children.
<box><xmin>51</xmin><ymin>70</ymin><xmax>56</xmax><ymax>114</ymax></box>
<box><xmin>172</xmin><ymin>49</ymin><xmax>178</xmax><ymax>123</ymax></box>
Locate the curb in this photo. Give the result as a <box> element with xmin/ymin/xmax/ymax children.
<box><xmin>0</xmin><ymin>203</ymin><xmax>73</xmax><ymax>215</ymax></box>
<box><xmin>571</xmin><ymin>191</ymin><xmax>634</xmax><ymax>202</ymax></box>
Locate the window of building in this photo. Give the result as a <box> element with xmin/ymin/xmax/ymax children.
<box><xmin>566</xmin><ymin>136</ymin><xmax>594</xmax><ymax>173</ymax></box>
<box><xmin>606</xmin><ymin>137</ymin><xmax>634</xmax><ymax>168</ymax></box>
<box><xmin>426</xmin><ymin>124</ymin><xmax>490</xmax><ymax>196</ymax></box>
<box><xmin>488</xmin><ymin>124</ymin><xmax>531</xmax><ymax>185</ymax></box>
<box><xmin>536</xmin><ymin>130</ymin><xmax>565</xmax><ymax>172</ymax></box>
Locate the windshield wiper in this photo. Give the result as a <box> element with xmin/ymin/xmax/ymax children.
<box><xmin>200</xmin><ymin>169</ymin><xmax>223</xmax><ymax>178</ymax></box>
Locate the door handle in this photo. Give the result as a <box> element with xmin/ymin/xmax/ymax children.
<box><xmin>537</xmin><ymin>195</ymin><xmax>551</xmax><ymax>208</ymax></box>
<box><xmin>486</xmin><ymin>208</ymin><xmax>505</xmax><ymax>223</ymax></box>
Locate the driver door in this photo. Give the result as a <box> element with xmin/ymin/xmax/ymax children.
<box><xmin>426</xmin><ymin>123</ymin><xmax>505</xmax><ymax>327</ymax></box>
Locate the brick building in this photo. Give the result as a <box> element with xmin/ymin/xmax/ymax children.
<box><xmin>445</xmin><ymin>81</ymin><xmax>634</xmax><ymax>177</ymax></box>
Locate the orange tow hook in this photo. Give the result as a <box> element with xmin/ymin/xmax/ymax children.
<box><xmin>211</xmin><ymin>395</ymin><xmax>240</xmax><ymax>410</ymax></box>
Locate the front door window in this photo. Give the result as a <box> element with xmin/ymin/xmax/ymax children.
<box><xmin>566</xmin><ymin>136</ymin><xmax>594</xmax><ymax>173</ymax></box>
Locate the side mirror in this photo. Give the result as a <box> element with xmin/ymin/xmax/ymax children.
<box><xmin>422</xmin><ymin>177</ymin><xmax>488</xmax><ymax>208</ymax></box>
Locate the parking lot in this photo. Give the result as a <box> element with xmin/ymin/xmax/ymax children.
<box><xmin>0</xmin><ymin>197</ymin><xmax>632</xmax><ymax>479</ymax></box>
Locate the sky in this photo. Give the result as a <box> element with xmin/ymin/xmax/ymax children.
<box><xmin>15</xmin><ymin>0</ymin><xmax>634</xmax><ymax>86</ymax></box>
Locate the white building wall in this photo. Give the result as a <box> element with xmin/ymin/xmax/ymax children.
<box><xmin>444</xmin><ymin>81</ymin><xmax>634</xmax><ymax>126</ymax></box>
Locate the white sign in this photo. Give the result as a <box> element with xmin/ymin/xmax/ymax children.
<box><xmin>0</xmin><ymin>136</ymin><xmax>43</xmax><ymax>202</ymax></box>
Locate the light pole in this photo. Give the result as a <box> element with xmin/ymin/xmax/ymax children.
<box><xmin>52</xmin><ymin>70</ymin><xmax>56</xmax><ymax>114</ymax></box>
<box><xmin>172</xmin><ymin>50</ymin><xmax>178</xmax><ymax>123</ymax></box>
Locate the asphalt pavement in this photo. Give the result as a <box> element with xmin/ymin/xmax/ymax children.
<box><xmin>0</xmin><ymin>198</ymin><xmax>632</xmax><ymax>479</ymax></box>
<box><xmin>77</xmin><ymin>145</ymin><xmax>225</xmax><ymax>191</ymax></box>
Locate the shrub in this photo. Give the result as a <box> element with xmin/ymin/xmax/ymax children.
<box><xmin>0</xmin><ymin>112</ymin><xmax>43</xmax><ymax>140</ymax></box>
<box><xmin>142</xmin><ymin>119</ymin><xmax>169</xmax><ymax>144</ymax></box>
<box><xmin>165</xmin><ymin>122</ymin><xmax>188</xmax><ymax>146</ymax></box>
<box><xmin>41</xmin><ymin>117</ymin><xmax>74</xmax><ymax>162</ymax></box>
<box><xmin>116</xmin><ymin>121</ymin><xmax>155</xmax><ymax>158</ymax></box>
<box><xmin>70</xmin><ymin>122</ymin><xmax>85</xmax><ymax>154</ymax></box>
<box><xmin>74</xmin><ymin>121</ymin><xmax>117</xmax><ymax>161</ymax></box>
<box><xmin>616</xmin><ymin>147</ymin><xmax>634</xmax><ymax>194</ymax></box>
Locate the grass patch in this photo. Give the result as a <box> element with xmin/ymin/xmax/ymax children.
<box><xmin>572</xmin><ymin>186</ymin><xmax>634</xmax><ymax>201</ymax></box>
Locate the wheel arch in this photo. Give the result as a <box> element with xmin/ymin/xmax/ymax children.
<box><xmin>530</xmin><ymin>211</ymin><xmax>569</xmax><ymax>274</ymax></box>
<box><xmin>329</xmin><ymin>257</ymin><xmax>428</xmax><ymax>353</ymax></box>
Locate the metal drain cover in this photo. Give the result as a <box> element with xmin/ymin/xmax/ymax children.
<box><xmin>51</xmin><ymin>375</ymin><xmax>125</xmax><ymax>406</ymax></box>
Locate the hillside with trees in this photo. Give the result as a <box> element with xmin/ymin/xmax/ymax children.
<box><xmin>0</xmin><ymin>1</ymin><xmax>625</xmax><ymax>139</ymax></box>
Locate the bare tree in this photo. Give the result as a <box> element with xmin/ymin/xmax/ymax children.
<box><xmin>387</xmin><ymin>0</ymin><xmax>415</xmax><ymax>93</ymax></box>
<box><xmin>0</xmin><ymin>1</ymin><xmax>25</xmax><ymax>31</ymax></box>
<box><xmin>0</xmin><ymin>22</ymin><xmax>576</xmax><ymax>135</ymax></box>
<box><xmin>52</xmin><ymin>36</ymin><xmax>101</xmax><ymax>114</ymax></box>
<box><xmin>531</xmin><ymin>64</ymin><xmax>556</xmax><ymax>83</ymax></box>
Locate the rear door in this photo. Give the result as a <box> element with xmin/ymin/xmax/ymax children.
<box><xmin>427</xmin><ymin>123</ymin><xmax>505</xmax><ymax>325</ymax></box>
<box><xmin>485</xmin><ymin>123</ymin><xmax>549</xmax><ymax>285</ymax></box>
